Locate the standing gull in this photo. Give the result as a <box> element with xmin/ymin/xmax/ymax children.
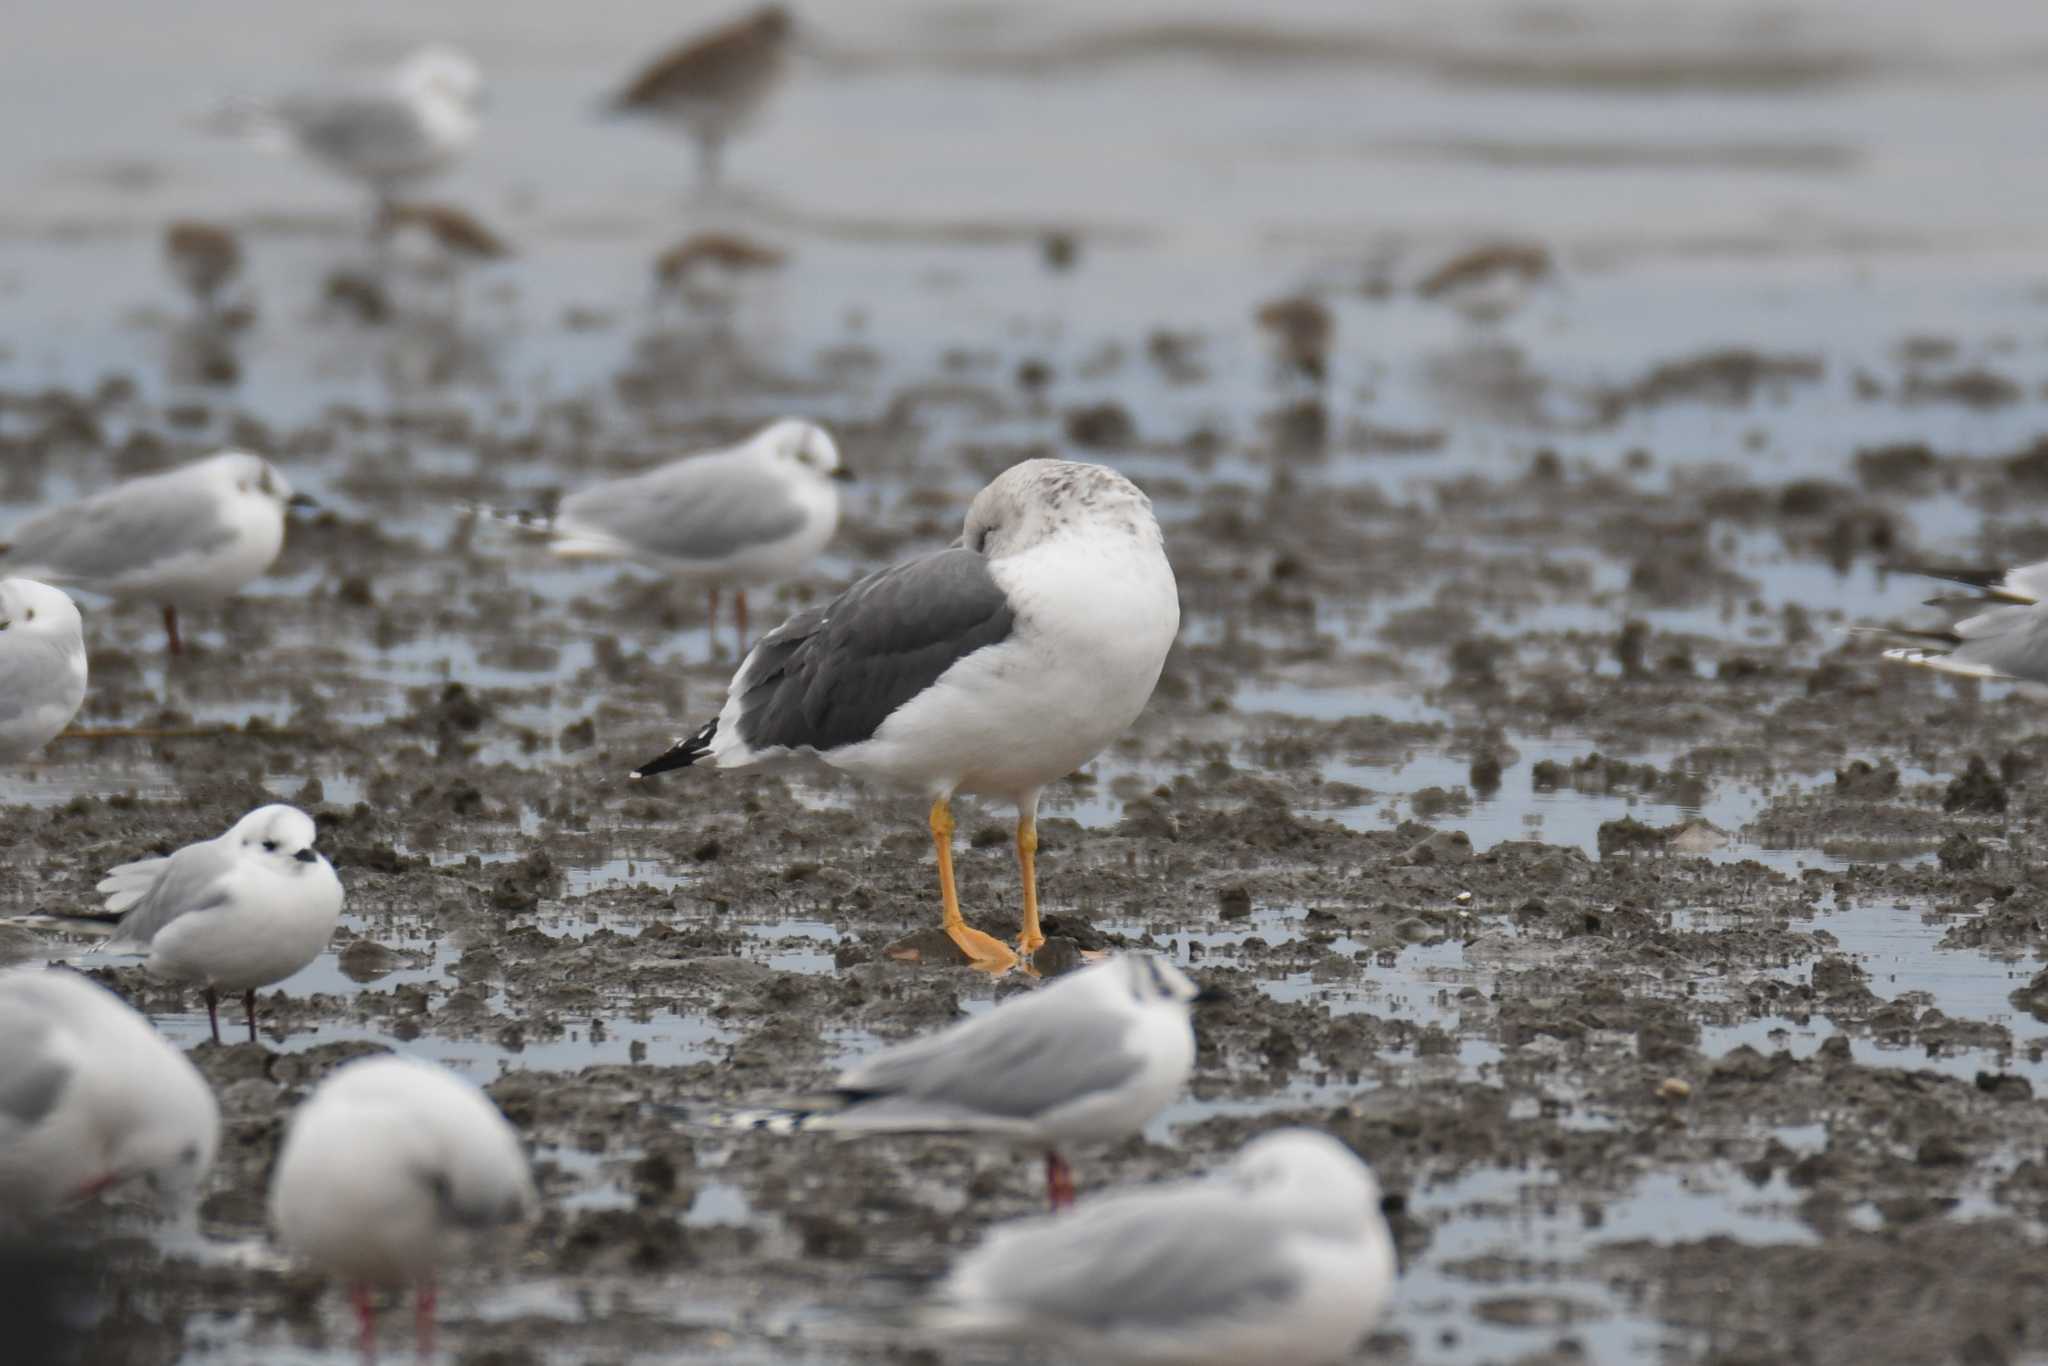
<box><xmin>0</xmin><ymin>579</ymin><xmax>87</xmax><ymax>761</ymax></box>
<box><xmin>270</xmin><ymin>1054</ymin><xmax>536</xmax><ymax>1359</ymax></box>
<box><xmin>480</xmin><ymin>418</ymin><xmax>846</xmax><ymax>654</ymax></box>
<box><xmin>0</xmin><ymin>968</ymin><xmax>220</xmax><ymax>1225</ymax></box>
<box><xmin>631</xmin><ymin>458</ymin><xmax>1179</xmax><ymax>972</ymax></box>
<box><xmin>223</xmin><ymin>46</ymin><xmax>484</xmax><ymax>218</ymax></box>
<box><xmin>610</xmin><ymin>6</ymin><xmax>793</xmax><ymax>192</ymax></box>
<box><xmin>701</xmin><ymin>953</ymin><xmax>1204</xmax><ymax>1208</ymax></box>
<box><xmin>0</xmin><ymin>451</ymin><xmax>310</xmax><ymax>654</ymax></box>
<box><xmin>93</xmin><ymin>804</ymin><xmax>344</xmax><ymax>1044</ymax></box>
<box><xmin>927</xmin><ymin>1128</ymin><xmax>1398</xmax><ymax>1365</ymax></box>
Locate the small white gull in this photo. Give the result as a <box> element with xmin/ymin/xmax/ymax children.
<box><xmin>480</xmin><ymin>418</ymin><xmax>846</xmax><ymax>654</ymax></box>
<box><xmin>630</xmin><ymin>458</ymin><xmax>1180</xmax><ymax>973</ymax></box>
<box><xmin>701</xmin><ymin>953</ymin><xmax>1204</xmax><ymax>1208</ymax></box>
<box><xmin>270</xmin><ymin>1053</ymin><xmax>536</xmax><ymax>1359</ymax></box>
<box><xmin>0</xmin><ymin>967</ymin><xmax>219</xmax><ymax>1226</ymax></box>
<box><xmin>94</xmin><ymin>804</ymin><xmax>343</xmax><ymax>1044</ymax></box>
<box><xmin>0</xmin><ymin>578</ymin><xmax>86</xmax><ymax>761</ymax></box>
<box><xmin>927</xmin><ymin>1127</ymin><xmax>1398</xmax><ymax>1366</ymax></box>
<box><xmin>0</xmin><ymin>451</ymin><xmax>310</xmax><ymax>654</ymax></box>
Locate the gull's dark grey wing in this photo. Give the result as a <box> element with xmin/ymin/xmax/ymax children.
<box><xmin>730</xmin><ymin>547</ymin><xmax>1013</xmax><ymax>755</ymax></box>
<box><xmin>0</xmin><ymin>994</ymin><xmax>72</xmax><ymax>1138</ymax></box>
<box><xmin>827</xmin><ymin>985</ymin><xmax>1144</xmax><ymax>1131</ymax></box>
<box><xmin>945</xmin><ymin>1195</ymin><xmax>1301</xmax><ymax>1333</ymax></box>
<box><xmin>2</xmin><ymin>472</ymin><xmax>236</xmax><ymax>589</ymax></box>
<box><xmin>279</xmin><ymin>93</ymin><xmax>428</xmax><ymax>169</ymax></box>
<box><xmin>557</xmin><ymin>450</ymin><xmax>806</xmax><ymax>564</ymax></box>
<box><xmin>102</xmin><ymin>839</ymin><xmax>238</xmax><ymax>950</ymax></box>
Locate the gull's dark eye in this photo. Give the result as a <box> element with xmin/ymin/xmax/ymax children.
<box><xmin>262</xmin><ymin>839</ymin><xmax>278</xmax><ymax>852</ymax></box>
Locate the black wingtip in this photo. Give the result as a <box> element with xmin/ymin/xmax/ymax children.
<box><xmin>1886</xmin><ymin>564</ymin><xmax>2034</xmax><ymax>603</ymax></box>
<box><xmin>629</xmin><ymin>719</ymin><xmax>717</xmax><ymax>780</ymax></box>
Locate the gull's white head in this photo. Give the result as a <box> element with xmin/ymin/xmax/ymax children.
<box><xmin>204</xmin><ymin>451</ymin><xmax>296</xmax><ymax>509</ymax></box>
<box><xmin>397</xmin><ymin>45</ymin><xmax>485</xmax><ymax>112</ymax></box>
<box><xmin>1110</xmin><ymin>952</ymin><xmax>1204</xmax><ymax>1009</ymax></box>
<box><xmin>959</xmin><ymin>459</ymin><xmax>1159</xmax><ymax>560</ymax></box>
<box><xmin>0</xmin><ymin>578</ymin><xmax>83</xmax><ymax>649</ymax></box>
<box><xmin>113</xmin><ymin>1072</ymin><xmax>221</xmax><ymax>1209</ymax></box>
<box><xmin>1230</xmin><ymin>1128</ymin><xmax>1384</xmax><ymax>1219</ymax></box>
<box><xmin>755</xmin><ymin>418</ymin><xmax>848</xmax><ymax>484</ymax></box>
<box><xmin>225</xmin><ymin>804</ymin><xmax>329</xmax><ymax>875</ymax></box>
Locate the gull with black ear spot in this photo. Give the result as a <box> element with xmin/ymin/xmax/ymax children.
<box><xmin>630</xmin><ymin>458</ymin><xmax>1180</xmax><ymax>973</ymax></box>
<box><xmin>683</xmin><ymin>952</ymin><xmax>1209</xmax><ymax>1208</ymax></box>
<box><xmin>92</xmin><ymin>804</ymin><xmax>343</xmax><ymax>1045</ymax></box>
<box><xmin>0</xmin><ymin>451</ymin><xmax>312</xmax><ymax>655</ymax></box>
<box><xmin>0</xmin><ymin>578</ymin><xmax>86</xmax><ymax>761</ymax></box>
<box><xmin>0</xmin><ymin>967</ymin><xmax>220</xmax><ymax>1229</ymax></box>
<box><xmin>470</xmin><ymin>417</ymin><xmax>847</xmax><ymax>656</ymax></box>
<box><xmin>270</xmin><ymin>1053</ymin><xmax>536</xmax><ymax>1360</ymax></box>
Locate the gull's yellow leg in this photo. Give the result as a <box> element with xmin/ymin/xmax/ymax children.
<box><xmin>1017</xmin><ymin>813</ymin><xmax>1044</xmax><ymax>957</ymax></box>
<box><xmin>932</xmin><ymin>797</ymin><xmax>1016</xmax><ymax>973</ymax></box>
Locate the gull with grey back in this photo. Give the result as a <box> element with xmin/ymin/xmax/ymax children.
<box><xmin>696</xmin><ymin>954</ymin><xmax>1205</xmax><ymax>1208</ymax></box>
<box><xmin>630</xmin><ymin>458</ymin><xmax>1181</xmax><ymax>973</ymax></box>
<box><xmin>475</xmin><ymin>418</ymin><xmax>846</xmax><ymax>656</ymax></box>
<box><xmin>0</xmin><ymin>451</ymin><xmax>310</xmax><ymax>654</ymax></box>
<box><xmin>0</xmin><ymin>968</ymin><xmax>219</xmax><ymax>1228</ymax></box>
<box><xmin>928</xmin><ymin>1128</ymin><xmax>1398</xmax><ymax>1365</ymax></box>
<box><xmin>94</xmin><ymin>804</ymin><xmax>343</xmax><ymax>1044</ymax></box>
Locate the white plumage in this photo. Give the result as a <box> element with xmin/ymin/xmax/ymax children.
<box><xmin>0</xmin><ymin>578</ymin><xmax>86</xmax><ymax>761</ymax></box>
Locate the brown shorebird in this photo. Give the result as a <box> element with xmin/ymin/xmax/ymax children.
<box><xmin>610</xmin><ymin>6</ymin><xmax>794</xmax><ymax>192</ymax></box>
<box><xmin>163</xmin><ymin>221</ymin><xmax>243</xmax><ymax>313</ymax></box>
<box><xmin>1255</xmin><ymin>294</ymin><xmax>1334</xmax><ymax>386</ymax></box>
<box><xmin>1416</xmin><ymin>241</ymin><xmax>1554</xmax><ymax>324</ymax></box>
<box><xmin>380</xmin><ymin>200</ymin><xmax>514</xmax><ymax>263</ymax></box>
<box><xmin>653</xmin><ymin>231</ymin><xmax>787</xmax><ymax>313</ymax></box>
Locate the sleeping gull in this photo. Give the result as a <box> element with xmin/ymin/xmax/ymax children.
<box><xmin>927</xmin><ymin>1127</ymin><xmax>1397</xmax><ymax>1365</ymax></box>
<box><xmin>699</xmin><ymin>953</ymin><xmax>1203</xmax><ymax>1208</ymax></box>
<box><xmin>0</xmin><ymin>967</ymin><xmax>219</xmax><ymax>1225</ymax></box>
<box><xmin>1872</xmin><ymin>559</ymin><xmax>2048</xmax><ymax>682</ymax></box>
<box><xmin>222</xmin><ymin>47</ymin><xmax>483</xmax><ymax>216</ymax></box>
<box><xmin>630</xmin><ymin>458</ymin><xmax>1179</xmax><ymax>972</ymax></box>
<box><xmin>93</xmin><ymin>804</ymin><xmax>343</xmax><ymax>1045</ymax></box>
<box><xmin>0</xmin><ymin>579</ymin><xmax>87</xmax><ymax>761</ymax></box>
<box><xmin>270</xmin><ymin>1053</ymin><xmax>536</xmax><ymax>1358</ymax></box>
<box><xmin>479</xmin><ymin>418</ymin><xmax>846</xmax><ymax>654</ymax></box>
<box><xmin>0</xmin><ymin>451</ymin><xmax>311</xmax><ymax>654</ymax></box>
<box><xmin>610</xmin><ymin>6</ymin><xmax>793</xmax><ymax>191</ymax></box>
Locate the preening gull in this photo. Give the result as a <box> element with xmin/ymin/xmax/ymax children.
<box><xmin>927</xmin><ymin>1128</ymin><xmax>1397</xmax><ymax>1365</ymax></box>
<box><xmin>610</xmin><ymin>6</ymin><xmax>793</xmax><ymax>191</ymax></box>
<box><xmin>0</xmin><ymin>579</ymin><xmax>87</xmax><ymax>761</ymax></box>
<box><xmin>478</xmin><ymin>418</ymin><xmax>846</xmax><ymax>655</ymax></box>
<box><xmin>0</xmin><ymin>451</ymin><xmax>310</xmax><ymax>654</ymax></box>
<box><xmin>270</xmin><ymin>1054</ymin><xmax>536</xmax><ymax>1358</ymax></box>
<box><xmin>94</xmin><ymin>804</ymin><xmax>343</xmax><ymax>1044</ymax></box>
<box><xmin>701</xmin><ymin>953</ymin><xmax>1204</xmax><ymax>1208</ymax></box>
<box><xmin>0</xmin><ymin>968</ymin><xmax>219</xmax><ymax>1225</ymax></box>
<box><xmin>631</xmin><ymin>458</ymin><xmax>1180</xmax><ymax>972</ymax></box>
<box><xmin>1873</xmin><ymin>559</ymin><xmax>2048</xmax><ymax>682</ymax></box>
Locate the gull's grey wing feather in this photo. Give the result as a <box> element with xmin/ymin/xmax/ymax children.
<box><xmin>828</xmin><ymin>987</ymin><xmax>1144</xmax><ymax>1130</ymax></box>
<box><xmin>556</xmin><ymin>451</ymin><xmax>806</xmax><ymax>564</ymax></box>
<box><xmin>0</xmin><ymin>993</ymin><xmax>71</xmax><ymax>1137</ymax></box>
<box><xmin>96</xmin><ymin>856</ymin><xmax>174</xmax><ymax>915</ymax></box>
<box><xmin>0</xmin><ymin>643</ymin><xmax>77</xmax><ymax>742</ymax></box>
<box><xmin>729</xmin><ymin>547</ymin><xmax>1014</xmax><ymax>755</ymax></box>
<box><xmin>1946</xmin><ymin>604</ymin><xmax>2048</xmax><ymax>683</ymax></box>
<box><xmin>278</xmin><ymin>93</ymin><xmax>429</xmax><ymax>170</ymax></box>
<box><xmin>944</xmin><ymin>1195</ymin><xmax>1301</xmax><ymax>1334</ymax></box>
<box><xmin>102</xmin><ymin>839</ymin><xmax>238</xmax><ymax>950</ymax></box>
<box><xmin>2</xmin><ymin>474</ymin><xmax>234</xmax><ymax>589</ymax></box>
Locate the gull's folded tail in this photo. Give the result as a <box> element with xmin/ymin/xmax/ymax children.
<box><xmin>463</xmin><ymin>501</ymin><xmax>558</xmax><ymax>538</ymax></box>
<box><xmin>630</xmin><ymin>718</ymin><xmax>717</xmax><ymax>779</ymax></box>
<box><xmin>1884</xmin><ymin>563</ymin><xmax>2043</xmax><ymax>606</ymax></box>
<box><xmin>652</xmin><ymin>1094</ymin><xmax>850</xmax><ymax>1134</ymax></box>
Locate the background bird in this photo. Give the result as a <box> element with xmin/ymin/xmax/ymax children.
<box><xmin>631</xmin><ymin>459</ymin><xmax>1180</xmax><ymax>974</ymax></box>
<box><xmin>0</xmin><ymin>579</ymin><xmax>86</xmax><ymax>761</ymax></box>
<box><xmin>162</xmin><ymin>220</ymin><xmax>243</xmax><ymax>315</ymax></box>
<box><xmin>695</xmin><ymin>953</ymin><xmax>1205</xmax><ymax>1207</ymax></box>
<box><xmin>0</xmin><ymin>450</ymin><xmax>310</xmax><ymax>654</ymax></box>
<box><xmin>93</xmin><ymin>804</ymin><xmax>343</xmax><ymax>1044</ymax></box>
<box><xmin>927</xmin><ymin>1128</ymin><xmax>1398</xmax><ymax>1365</ymax></box>
<box><xmin>0</xmin><ymin>967</ymin><xmax>219</xmax><ymax>1226</ymax></box>
<box><xmin>474</xmin><ymin>418</ymin><xmax>846</xmax><ymax>655</ymax></box>
<box><xmin>270</xmin><ymin>1053</ymin><xmax>536</xmax><ymax>1360</ymax></box>
<box><xmin>610</xmin><ymin>6</ymin><xmax>794</xmax><ymax>193</ymax></box>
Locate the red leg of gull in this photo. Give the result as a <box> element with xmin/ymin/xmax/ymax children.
<box><xmin>203</xmin><ymin>986</ymin><xmax>221</xmax><ymax>1045</ymax></box>
<box><xmin>351</xmin><ymin>1283</ymin><xmax>378</xmax><ymax>1361</ymax></box>
<box><xmin>1044</xmin><ymin>1151</ymin><xmax>1076</xmax><ymax>1211</ymax></box>
<box><xmin>244</xmin><ymin>988</ymin><xmax>259</xmax><ymax>1044</ymax></box>
<box><xmin>163</xmin><ymin>604</ymin><xmax>183</xmax><ymax>656</ymax></box>
<box><xmin>706</xmin><ymin>585</ymin><xmax>720</xmax><ymax>653</ymax></box>
<box><xmin>414</xmin><ymin>1277</ymin><xmax>437</xmax><ymax>1361</ymax></box>
<box><xmin>735</xmin><ymin>588</ymin><xmax>749</xmax><ymax>653</ymax></box>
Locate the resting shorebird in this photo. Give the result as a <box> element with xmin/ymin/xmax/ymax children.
<box><xmin>0</xmin><ymin>451</ymin><xmax>312</xmax><ymax>654</ymax></box>
<box><xmin>0</xmin><ymin>579</ymin><xmax>86</xmax><ymax>761</ymax></box>
<box><xmin>610</xmin><ymin>6</ymin><xmax>794</xmax><ymax>192</ymax></box>
<box><xmin>630</xmin><ymin>459</ymin><xmax>1180</xmax><ymax>973</ymax></box>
